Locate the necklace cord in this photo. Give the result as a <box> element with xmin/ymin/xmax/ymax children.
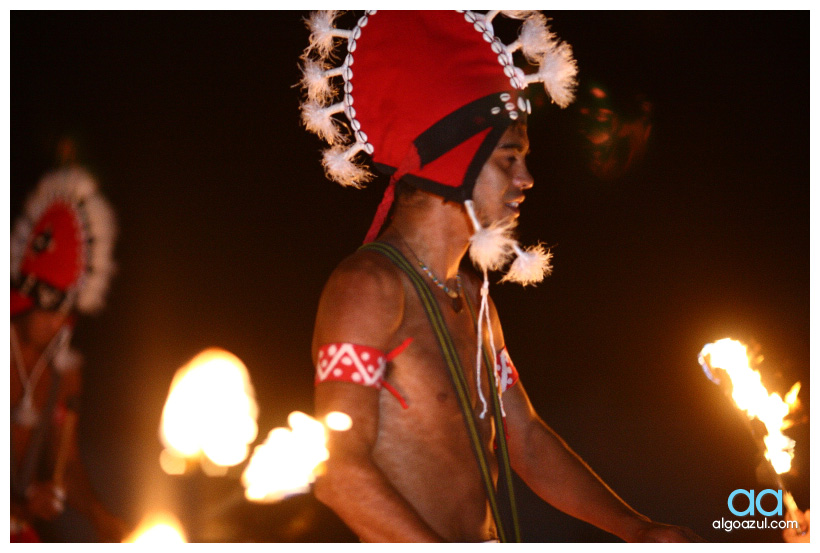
<box><xmin>398</xmin><ymin>236</ymin><xmax>462</xmax><ymax>299</ymax></box>
<box><xmin>11</xmin><ymin>325</ymin><xmax>69</xmax><ymax>425</ymax></box>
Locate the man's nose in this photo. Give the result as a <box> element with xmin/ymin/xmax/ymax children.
<box><xmin>515</xmin><ymin>165</ymin><xmax>534</xmax><ymax>190</ymax></box>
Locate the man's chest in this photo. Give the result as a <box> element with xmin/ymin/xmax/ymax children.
<box><xmin>386</xmin><ymin>295</ymin><xmax>498</xmax><ymax>425</ymax></box>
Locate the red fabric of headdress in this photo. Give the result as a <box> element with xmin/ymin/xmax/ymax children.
<box><xmin>301</xmin><ymin>10</ymin><xmax>578</xmax><ymax>244</ymax></box>
<box><xmin>351</xmin><ymin>11</ymin><xmax>519</xmax><ymax>199</ymax></box>
<box><xmin>10</xmin><ymin>203</ymin><xmax>83</xmax><ymax>316</ymax></box>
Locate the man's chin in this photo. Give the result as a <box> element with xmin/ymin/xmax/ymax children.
<box><xmin>481</xmin><ymin>213</ymin><xmax>519</xmax><ymax>231</ymax></box>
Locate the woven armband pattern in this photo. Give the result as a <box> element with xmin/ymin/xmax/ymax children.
<box><xmin>495</xmin><ymin>347</ymin><xmax>520</xmax><ymax>393</ymax></box>
<box><xmin>315</xmin><ymin>343</ymin><xmax>387</xmax><ymax>388</ymax></box>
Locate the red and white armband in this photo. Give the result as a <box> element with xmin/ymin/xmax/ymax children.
<box><xmin>316</xmin><ymin>343</ymin><xmax>387</xmax><ymax>387</ymax></box>
<box><xmin>315</xmin><ymin>340</ymin><xmax>413</xmax><ymax>408</ymax></box>
<box><xmin>494</xmin><ymin>347</ymin><xmax>520</xmax><ymax>393</ymax></box>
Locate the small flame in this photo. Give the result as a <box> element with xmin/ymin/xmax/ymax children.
<box><xmin>125</xmin><ymin>513</ymin><xmax>186</xmax><ymax>543</ymax></box>
<box><xmin>160</xmin><ymin>348</ymin><xmax>258</xmax><ymax>469</ymax></box>
<box><xmin>784</xmin><ymin>382</ymin><xmax>801</xmax><ymax>408</ymax></box>
<box><xmin>699</xmin><ymin>338</ymin><xmax>800</xmax><ymax>474</ymax></box>
<box><xmin>242</xmin><ymin>411</ymin><xmax>351</xmax><ymax>503</ymax></box>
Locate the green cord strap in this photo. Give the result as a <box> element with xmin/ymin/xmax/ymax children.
<box><xmin>360</xmin><ymin>241</ymin><xmax>520</xmax><ymax>542</ymax></box>
<box><xmin>462</xmin><ymin>289</ymin><xmax>521</xmax><ymax>542</ymax></box>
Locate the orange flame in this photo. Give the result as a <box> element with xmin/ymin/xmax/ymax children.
<box><xmin>159</xmin><ymin>348</ymin><xmax>258</xmax><ymax>470</ymax></box>
<box><xmin>242</xmin><ymin>411</ymin><xmax>351</xmax><ymax>503</ymax></box>
<box><xmin>699</xmin><ymin>338</ymin><xmax>800</xmax><ymax>474</ymax></box>
<box><xmin>124</xmin><ymin>513</ymin><xmax>186</xmax><ymax>543</ymax></box>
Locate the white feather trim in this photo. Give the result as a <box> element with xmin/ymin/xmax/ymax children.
<box><xmin>501</xmin><ymin>243</ymin><xmax>552</xmax><ymax>285</ymax></box>
<box><xmin>532</xmin><ymin>40</ymin><xmax>578</xmax><ymax>108</ymax></box>
<box><xmin>500</xmin><ymin>10</ymin><xmax>540</xmax><ymax>20</ymax></box>
<box><xmin>305</xmin><ymin>10</ymin><xmax>344</xmax><ymax>59</ymax></box>
<box><xmin>76</xmin><ymin>192</ymin><xmax>118</xmax><ymax>314</ymax></box>
<box><xmin>518</xmin><ymin>13</ymin><xmax>551</xmax><ymax>62</ymax></box>
<box><xmin>301</xmin><ymin>100</ymin><xmax>344</xmax><ymax>144</ymax></box>
<box><xmin>10</xmin><ymin>217</ymin><xmax>31</xmax><ymax>281</ymax></box>
<box><xmin>484</xmin><ymin>10</ymin><xmax>500</xmax><ymax>24</ymax></box>
<box><xmin>300</xmin><ymin>58</ymin><xmax>336</xmax><ymax>103</ymax></box>
<box><xmin>322</xmin><ymin>144</ymin><xmax>373</xmax><ymax>188</ymax></box>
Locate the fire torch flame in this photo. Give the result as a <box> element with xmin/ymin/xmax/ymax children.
<box><xmin>160</xmin><ymin>348</ymin><xmax>259</xmax><ymax>470</ymax></box>
<box><xmin>698</xmin><ymin>338</ymin><xmax>800</xmax><ymax>474</ymax></box>
<box><xmin>241</xmin><ymin>411</ymin><xmax>351</xmax><ymax>503</ymax></box>
<box><xmin>124</xmin><ymin>513</ymin><xmax>186</xmax><ymax>543</ymax></box>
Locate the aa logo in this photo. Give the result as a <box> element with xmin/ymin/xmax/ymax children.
<box><xmin>727</xmin><ymin>489</ymin><xmax>783</xmax><ymax>517</ymax></box>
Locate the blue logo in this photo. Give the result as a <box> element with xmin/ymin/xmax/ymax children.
<box><xmin>727</xmin><ymin>489</ymin><xmax>783</xmax><ymax>517</ymax></box>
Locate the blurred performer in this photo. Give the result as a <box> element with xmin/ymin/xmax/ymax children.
<box><xmin>578</xmin><ymin>83</ymin><xmax>654</xmax><ymax>180</ymax></box>
<box><xmin>301</xmin><ymin>11</ymin><xmax>700</xmax><ymax>542</ymax></box>
<box><xmin>10</xmin><ymin>163</ymin><xmax>128</xmax><ymax>542</ymax></box>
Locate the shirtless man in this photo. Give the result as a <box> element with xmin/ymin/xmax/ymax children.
<box><xmin>301</xmin><ymin>11</ymin><xmax>700</xmax><ymax>542</ymax></box>
<box><xmin>11</xmin><ymin>164</ymin><xmax>128</xmax><ymax>542</ymax></box>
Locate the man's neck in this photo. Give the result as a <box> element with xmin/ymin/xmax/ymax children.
<box><xmin>380</xmin><ymin>192</ymin><xmax>472</xmax><ymax>281</ymax></box>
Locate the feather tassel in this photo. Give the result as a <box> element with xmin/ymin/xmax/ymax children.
<box><xmin>542</xmin><ymin>40</ymin><xmax>578</xmax><ymax>108</ymax></box>
<box><xmin>518</xmin><ymin>13</ymin><xmax>551</xmax><ymax>62</ymax></box>
<box><xmin>304</xmin><ymin>10</ymin><xmax>346</xmax><ymax>59</ymax></box>
<box><xmin>301</xmin><ymin>100</ymin><xmax>345</xmax><ymax>144</ymax></box>
<box><xmin>501</xmin><ymin>243</ymin><xmax>552</xmax><ymax>285</ymax></box>
<box><xmin>77</xmin><ymin>193</ymin><xmax>118</xmax><ymax>314</ymax></box>
<box><xmin>464</xmin><ymin>200</ymin><xmax>517</xmax><ymax>271</ymax></box>
<box><xmin>527</xmin><ymin>38</ymin><xmax>578</xmax><ymax>108</ymax></box>
<box><xmin>300</xmin><ymin>58</ymin><xmax>337</xmax><ymax>103</ymax></box>
<box><xmin>500</xmin><ymin>10</ymin><xmax>540</xmax><ymax>20</ymax></box>
<box><xmin>322</xmin><ymin>144</ymin><xmax>373</xmax><ymax>188</ymax></box>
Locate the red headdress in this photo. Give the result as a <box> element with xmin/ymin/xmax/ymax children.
<box><xmin>11</xmin><ymin>166</ymin><xmax>118</xmax><ymax>317</ymax></box>
<box><xmin>299</xmin><ymin>10</ymin><xmax>577</xmax><ymax>284</ymax></box>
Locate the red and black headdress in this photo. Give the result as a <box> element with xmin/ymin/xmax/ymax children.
<box><xmin>299</xmin><ymin>10</ymin><xmax>577</xmax><ymax>284</ymax></box>
<box><xmin>11</xmin><ymin>167</ymin><xmax>117</xmax><ymax>317</ymax></box>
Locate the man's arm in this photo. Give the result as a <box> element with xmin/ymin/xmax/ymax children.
<box><xmin>488</xmin><ymin>298</ymin><xmax>700</xmax><ymax>542</ymax></box>
<box><xmin>503</xmin><ymin>383</ymin><xmax>700</xmax><ymax>542</ymax></box>
<box><xmin>311</xmin><ymin>252</ymin><xmax>443</xmax><ymax>542</ymax></box>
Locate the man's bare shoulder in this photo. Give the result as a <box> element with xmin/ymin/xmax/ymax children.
<box><xmin>325</xmin><ymin>248</ymin><xmax>405</xmax><ymax>301</ymax></box>
<box><xmin>313</xmin><ymin>248</ymin><xmax>406</xmax><ymax>353</ymax></box>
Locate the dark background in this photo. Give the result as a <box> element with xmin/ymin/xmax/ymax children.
<box><xmin>11</xmin><ymin>10</ymin><xmax>809</xmax><ymax>543</ymax></box>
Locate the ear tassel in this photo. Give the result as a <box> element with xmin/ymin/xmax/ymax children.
<box><xmin>464</xmin><ymin>201</ymin><xmax>553</xmax><ymax>285</ymax></box>
<box><xmin>501</xmin><ymin>243</ymin><xmax>553</xmax><ymax>285</ymax></box>
<box><xmin>52</xmin><ymin>327</ymin><xmax>83</xmax><ymax>374</ymax></box>
<box><xmin>465</xmin><ymin>200</ymin><xmax>517</xmax><ymax>272</ymax></box>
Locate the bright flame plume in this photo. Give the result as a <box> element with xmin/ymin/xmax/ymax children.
<box><xmin>699</xmin><ymin>338</ymin><xmax>800</xmax><ymax>474</ymax></box>
<box><xmin>125</xmin><ymin>513</ymin><xmax>186</xmax><ymax>543</ymax></box>
<box><xmin>242</xmin><ymin>411</ymin><xmax>351</xmax><ymax>503</ymax></box>
<box><xmin>160</xmin><ymin>348</ymin><xmax>259</xmax><ymax>470</ymax></box>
